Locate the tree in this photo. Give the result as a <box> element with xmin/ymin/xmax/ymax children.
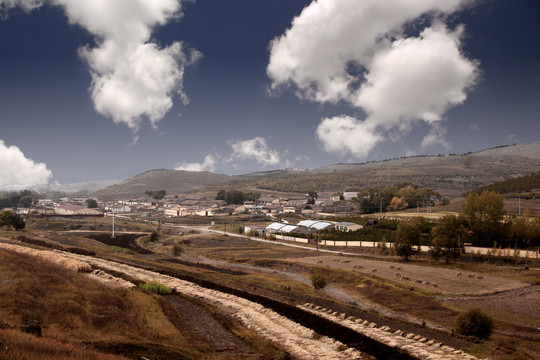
<box><xmin>19</xmin><ymin>195</ymin><xmax>33</xmax><ymax>208</ymax></box>
<box><xmin>145</xmin><ymin>190</ymin><xmax>166</xmax><ymax>200</ymax></box>
<box><xmin>507</xmin><ymin>215</ymin><xmax>536</xmax><ymax>249</ymax></box>
<box><xmin>461</xmin><ymin>190</ymin><xmax>505</xmax><ymax>247</ymax></box>
<box><xmin>215</xmin><ymin>189</ymin><xmax>226</xmax><ymax>200</ymax></box>
<box><xmin>86</xmin><ymin>199</ymin><xmax>98</xmax><ymax>208</ymax></box>
<box><xmin>310</xmin><ymin>274</ymin><xmax>327</xmax><ymax>290</ymax></box>
<box><xmin>430</xmin><ymin>215</ymin><xmax>468</xmax><ymax>264</ymax></box>
<box><xmin>395</xmin><ymin>218</ymin><xmax>422</xmax><ymax>261</ymax></box>
<box><xmin>386</xmin><ymin>196</ymin><xmax>408</xmax><ymax>211</ymax></box>
<box><xmin>307</xmin><ymin>191</ymin><xmax>318</xmax><ymax>205</ymax></box>
<box><xmin>0</xmin><ymin>211</ymin><xmax>25</xmax><ymax>230</ymax></box>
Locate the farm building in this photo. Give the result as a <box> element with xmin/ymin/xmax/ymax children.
<box><xmin>297</xmin><ymin>220</ymin><xmax>335</xmax><ymax>231</ymax></box>
<box><xmin>265</xmin><ymin>222</ymin><xmax>299</xmax><ymax>234</ymax></box>
<box><xmin>335</xmin><ymin>222</ymin><xmax>363</xmax><ymax>232</ymax></box>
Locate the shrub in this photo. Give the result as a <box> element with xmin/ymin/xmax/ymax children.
<box><xmin>311</xmin><ymin>274</ymin><xmax>327</xmax><ymax>290</ymax></box>
<box><xmin>455</xmin><ymin>308</ymin><xmax>493</xmax><ymax>340</ymax></box>
<box><xmin>173</xmin><ymin>243</ymin><xmax>183</xmax><ymax>256</ymax></box>
<box><xmin>149</xmin><ymin>231</ymin><xmax>160</xmax><ymax>242</ymax></box>
<box><xmin>139</xmin><ymin>281</ymin><xmax>172</xmax><ymax>295</ymax></box>
<box><xmin>246</xmin><ymin>229</ymin><xmax>259</xmax><ymax>237</ymax></box>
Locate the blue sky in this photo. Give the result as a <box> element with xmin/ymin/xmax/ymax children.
<box><xmin>0</xmin><ymin>0</ymin><xmax>539</xmax><ymax>185</ymax></box>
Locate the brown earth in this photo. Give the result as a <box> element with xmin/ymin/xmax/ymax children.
<box><xmin>296</xmin><ymin>255</ymin><xmax>530</xmax><ymax>296</ymax></box>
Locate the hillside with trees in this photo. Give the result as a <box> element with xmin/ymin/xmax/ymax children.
<box><xmin>470</xmin><ymin>171</ymin><xmax>540</xmax><ymax>197</ymax></box>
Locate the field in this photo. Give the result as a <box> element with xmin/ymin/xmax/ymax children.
<box><xmin>1</xmin><ymin>216</ymin><xmax>540</xmax><ymax>359</ymax></box>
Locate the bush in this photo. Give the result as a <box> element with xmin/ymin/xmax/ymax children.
<box><xmin>455</xmin><ymin>308</ymin><xmax>493</xmax><ymax>340</ymax></box>
<box><xmin>246</xmin><ymin>229</ymin><xmax>259</xmax><ymax>237</ymax></box>
<box><xmin>139</xmin><ymin>281</ymin><xmax>172</xmax><ymax>295</ymax></box>
<box><xmin>149</xmin><ymin>231</ymin><xmax>160</xmax><ymax>242</ymax></box>
<box><xmin>311</xmin><ymin>274</ymin><xmax>327</xmax><ymax>290</ymax></box>
<box><xmin>173</xmin><ymin>243</ymin><xmax>183</xmax><ymax>256</ymax></box>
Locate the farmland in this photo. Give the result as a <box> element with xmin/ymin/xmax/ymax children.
<box><xmin>1</xmin><ymin>216</ymin><xmax>539</xmax><ymax>359</ymax></box>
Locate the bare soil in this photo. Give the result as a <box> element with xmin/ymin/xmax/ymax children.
<box><xmin>296</xmin><ymin>255</ymin><xmax>529</xmax><ymax>296</ymax></box>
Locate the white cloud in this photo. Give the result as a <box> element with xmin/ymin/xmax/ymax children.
<box><xmin>420</xmin><ymin>125</ymin><xmax>450</xmax><ymax>151</ymax></box>
<box><xmin>316</xmin><ymin>115</ymin><xmax>381</xmax><ymax>158</ymax></box>
<box><xmin>175</xmin><ymin>154</ymin><xmax>217</xmax><ymax>172</ymax></box>
<box><xmin>0</xmin><ymin>0</ymin><xmax>43</xmax><ymax>16</ymax></box>
<box><xmin>268</xmin><ymin>0</ymin><xmax>479</xmax><ymax>158</ymax></box>
<box><xmin>0</xmin><ymin>140</ymin><xmax>53</xmax><ymax>186</ymax></box>
<box><xmin>2</xmin><ymin>0</ymin><xmax>200</xmax><ymax>131</ymax></box>
<box><xmin>228</xmin><ymin>137</ymin><xmax>281</xmax><ymax>167</ymax></box>
<box><xmin>356</xmin><ymin>25</ymin><xmax>478</xmax><ymax>129</ymax></box>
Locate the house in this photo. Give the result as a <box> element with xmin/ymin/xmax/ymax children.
<box><xmin>258</xmin><ymin>196</ymin><xmax>277</xmax><ymax>205</ymax></box>
<box><xmin>315</xmin><ymin>197</ymin><xmax>334</xmax><ymax>206</ymax></box>
<box><xmin>55</xmin><ymin>204</ymin><xmax>101</xmax><ymax>216</ymax></box>
<box><xmin>335</xmin><ymin>222</ymin><xmax>363</xmax><ymax>232</ymax></box>
<box><xmin>261</xmin><ymin>205</ymin><xmax>283</xmax><ymax>214</ymax></box>
<box><xmin>244</xmin><ymin>226</ymin><xmax>266</xmax><ymax>236</ymax></box>
<box><xmin>165</xmin><ymin>207</ymin><xmax>183</xmax><ymax>217</ymax></box>
<box><xmin>342</xmin><ymin>192</ymin><xmax>358</xmax><ymax>201</ymax></box>
<box><xmin>36</xmin><ymin>199</ymin><xmax>55</xmax><ymax>208</ymax></box>
<box><xmin>283</xmin><ymin>206</ymin><xmax>299</xmax><ymax>214</ymax></box>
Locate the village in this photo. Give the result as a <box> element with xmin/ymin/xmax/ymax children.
<box><xmin>25</xmin><ymin>191</ymin><xmax>365</xmax><ymax>225</ymax></box>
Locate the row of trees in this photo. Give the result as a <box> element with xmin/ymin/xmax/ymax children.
<box><xmin>357</xmin><ymin>184</ymin><xmax>443</xmax><ymax>214</ymax></box>
<box><xmin>471</xmin><ymin>170</ymin><xmax>540</xmax><ymax>196</ymax></box>
<box><xmin>0</xmin><ymin>190</ymin><xmax>40</xmax><ymax>209</ymax></box>
<box><xmin>215</xmin><ymin>190</ymin><xmax>260</xmax><ymax>205</ymax></box>
<box><xmin>395</xmin><ymin>190</ymin><xmax>540</xmax><ymax>262</ymax></box>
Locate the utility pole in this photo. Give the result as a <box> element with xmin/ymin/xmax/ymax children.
<box><xmin>111</xmin><ymin>201</ymin><xmax>115</xmax><ymax>238</ymax></box>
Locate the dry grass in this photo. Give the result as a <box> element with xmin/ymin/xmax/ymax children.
<box><xmin>0</xmin><ymin>328</ymin><xmax>129</xmax><ymax>360</ymax></box>
<box><xmin>0</xmin><ymin>249</ymin><xmax>225</xmax><ymax>359</ymax></box>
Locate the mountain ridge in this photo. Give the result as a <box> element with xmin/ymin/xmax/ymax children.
<box><xmin>93</xmin><ymin>142</ymin><xmax>540</xmax><ymax>199</ymax></box>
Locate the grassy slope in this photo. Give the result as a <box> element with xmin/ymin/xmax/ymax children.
<box><xmin>0</xmin><ymin>247</ymin><xmax>287</xmax><ymax>360</ymax></box>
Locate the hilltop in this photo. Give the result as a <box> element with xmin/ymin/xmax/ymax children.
<box><xmin>92</xmin><ymin>169</ymin><xmax>231</xmax><ymax>200</ymax></box>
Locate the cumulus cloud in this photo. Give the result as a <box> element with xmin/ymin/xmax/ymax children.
<box><xmin>268</xmin><ymin>0</ymin><xmax>479</xmax><ymax>158</ymax></box>
<box><xmin>0</xmin><ymin>140</ymin><xmax>53</xmax><ymax>186</ymax></box>
<box><xmin>175</xmin><ymin>154</ymin><xmax>217</xmax><ymax>172</ymax></box>
<box><xmin>2</xmin><ymin>0</ymin><xmax>200</xmax><ymax>131</ymax></box>
<box><xmin>0</xmin><ymin>0</ymin><xmax>42</xmax><ymax>16</ymax></box>
<box><xmin>316</xmin><ymin>115</ymin><xmax>380</xmax><ymax>158</ymax></box>
<box><xmin>228</xmin><ymin>137</ymin><xmax>281</xmax><ymax>167</ymax></box>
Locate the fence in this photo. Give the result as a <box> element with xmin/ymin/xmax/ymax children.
<box><xmin>272</xmin><ymin>234</ymin><xmax>539</xmax><ymax>259</ymax></box>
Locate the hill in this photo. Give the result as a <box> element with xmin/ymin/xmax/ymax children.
<box><xmin>227</xmin><ymin>143</ymin><xmax>540</xmax><ymax>198</ymax></box>
<box><xmin>93</xmin><ymin>169</ymin><xmax>231</xmax><ymax>200</ymax></box>
<box><xmin>94</xmin><ymin>143</ymin><xmax>540</xmax><ymax>199</ymax></box>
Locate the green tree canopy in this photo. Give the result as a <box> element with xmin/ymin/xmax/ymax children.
<box><xmin>395</xmin><ymin>218</ymin><xmax>422</xmax><ymax>261</ymax></box>
<box><xmin>86</xmin><ymin>199</ymin><xmax>98</xmax><ymax>208</ymax></box>
<box><xmin>0</xmin><ymin>210</ymin><xmax>25</xmax><ymax>230</ymax></box>
<box><xmin>461</xmin><ymin>190</ymin><xmax>505</xmax><ymax>247</ymax></box>
<box><xmin>145</xmin><ymin>190</ymin><xmax>166</xmax><ymax>200</ymax></box>
<box><xmin>430</xmin><ymin>215</ymin><xmax>468</xmax><ymax>264</ymax></box>
<box><xmin>215</xmin><ymin>190</ymin><xmax>259</xmax><ymax>205</ymax></box>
